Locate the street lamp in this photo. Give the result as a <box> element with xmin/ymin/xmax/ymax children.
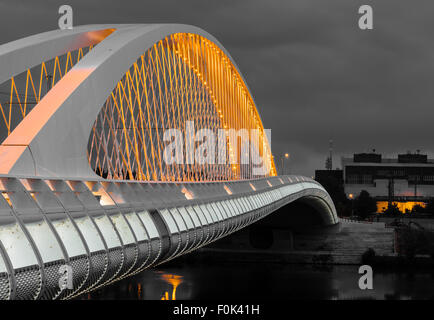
<box><xmin>348</xmin><ymin>193</ymin><xmax>354</xmax><ymax>218</ymax></box>
<box><xmin>281</xmin><ymin>153</ymin><xmax>290</xmax><ymax>175</ymax></box>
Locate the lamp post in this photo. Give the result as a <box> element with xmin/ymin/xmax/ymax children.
<box><xmin>281</xmin><ymin>153</ymin><xmax>289</xmax><ymax>175</ymax></box>
<box><xmin>349</xmin><ymin>193</ymin><xmax>354</xmax><ymax>218</ymax></box>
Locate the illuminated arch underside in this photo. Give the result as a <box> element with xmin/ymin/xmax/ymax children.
<box><xmin>88</xmin><ymin>33</ymin><xmax>275</xmax><ymax>181</ymax></box>
<box><xmin>0</xmin><ymin>24</ymin><xmax>276</xmax><ymax>180</ymax></box>
<box><xmin>0</xmin><ymin>26</ymin><xmax>338</xmax><ymax>301</ymax></box>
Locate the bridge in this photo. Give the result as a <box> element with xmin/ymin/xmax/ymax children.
<box><xmin>0</xmin><ymin>24</ymin><xmax>338</xmax><ymax>299</ymax></box>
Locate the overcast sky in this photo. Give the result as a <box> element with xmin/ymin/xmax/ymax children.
<box><xmin>1</xmin><ymin>0</ymin><xmax>433</xmax><ymax>176</ymax></box>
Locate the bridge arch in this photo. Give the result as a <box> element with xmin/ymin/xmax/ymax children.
<box><xmin>0</xmin><ymin>25</ymin><xmax>338</xmax><ymax>300</ymax></box>
<box><xmin>0</xmin><ymin>24</ymin><xmax>276</xmax><ymax>180</ymax></box>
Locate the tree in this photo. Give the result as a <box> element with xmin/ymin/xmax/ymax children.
<box><xmin>354</xmin><ymin>190</ymin><xmax>377</xmax><ymax>219</ymax></box>
<box><xmin>424</xmin><ymin>198</ymin><xmax>434</xmax><ymax>216</ymax></box>
<box><xmin>383</xmin><ymin>203</ymin><xmax>402</xmax><ymax>216</ymax></box>
<box><xmin>317</xmin><ymin>175</ymin><xmax>348</xmax><ymax>217</ymax></box>
<box><xmin>411</xmin><ymin>204</ymin><xmax>425</xmax><ymax>214</ymax></box>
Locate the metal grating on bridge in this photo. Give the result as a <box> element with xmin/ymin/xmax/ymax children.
<box><xmin>0</xmin><ymin>175</ymin><xmax>337</xmax><ymax>299</ymax></box>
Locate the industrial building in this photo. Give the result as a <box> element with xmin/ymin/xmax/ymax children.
<box><xmin>342</xmin><ymin>152</ymin><xmax>434</xmax><ymax>212</ymax></box>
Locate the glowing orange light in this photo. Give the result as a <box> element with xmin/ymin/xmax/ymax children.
<box><xmin>377</xmin><ymin>201</ymin><xmax>426</xmax><ymax>213</ymax></box>
<box><xmin>87</xmin><ymin>33</ymin><xmax>276</xmax><ymax>182</ymax></box>
<box><xmin>223</xmin><ymin>185</ymin><xmax>232</xmax><ymax>195</ymax></box>
<box><xmin>181</xmin><ymin>187</ymin><xmax>194</xmax><ymax>200</ymax></box>
<box><xmin>160</xmin><ymin>273</ymin><xmax>183</xmax><ymax>300</ymax></box>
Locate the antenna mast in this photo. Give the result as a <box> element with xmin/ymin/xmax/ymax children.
<box><xmin>325</xmin><ymin>139</ymin><xmax>333</xmax><ymax>170</ymax></box>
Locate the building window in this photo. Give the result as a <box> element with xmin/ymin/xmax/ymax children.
<box><xmin>347</xmin><ymin>174</ymin><xmax>359</xmax><ymax>184</ymax></box>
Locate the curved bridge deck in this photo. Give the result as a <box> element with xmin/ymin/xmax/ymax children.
<box><xmin>0</xmin><ymin>24</ymin><xmax>337</xmax><ymax>300</ymax></box>
<box><xmin>0</xmin><ymin>174</ymin><xmax>337</xmax><ymax>300</ymax></box>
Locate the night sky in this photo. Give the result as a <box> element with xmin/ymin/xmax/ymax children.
<box><xmin>1</xmin><ymin>0</ymin><xmax>433</xmax><ymax>176</ymax></box>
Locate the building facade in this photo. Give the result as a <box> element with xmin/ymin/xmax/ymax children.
<box><xmin>342</xmin><ymin>152</ymin><xmax>434</xmax><ymax>212</ymax></box>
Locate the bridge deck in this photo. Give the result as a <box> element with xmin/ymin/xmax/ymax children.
<box><xmin>0</xmin><ymin>174</ymin><xmax>337</xmax><ymax>300</ymax></box>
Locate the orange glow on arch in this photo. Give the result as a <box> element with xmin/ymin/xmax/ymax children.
<box><xmin>0</xmin><ymin>145</ymin><xmax>28</xmax><ymax>174</ymax></box>
<box><xmin>224</xmin><ymin>185</ymin><xmax>233</xmax><ymax>195</ymax></box>
<box><xmin>0</xmin><ymin>29</ymin><xmax>277</xmax><ymax>180</ymax></box>
<box><xmin>88</xmin><ymin>33</ymin><xmax>277</xmax><ymax>182</ymax></box>
<box><xmin>181</xmin><ymin>187</ymin><xmax>194</xmax><ymax>200</ymax></box>
<box><xmin>84</xmin><ymin>28</ymin><xmax>115</xmax><ymax>43</ymax></box>
<box><xmin>0</xmin><ymin>28</ymin><xmax>116</xmax><ymax>174</ymax></box>
<box><xmin>2</xmin><ymin>68</ymin><xmax>94</xmax><ymax>147</ymax></box>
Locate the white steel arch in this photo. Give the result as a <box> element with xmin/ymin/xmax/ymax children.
<box><xmin>0</xmin><ymin>25</ymin><xmax>339</xmax><ymax>300</ymax></box>
<box><xmin>0</xmin><ymin>24</ymin><xmax>275</xmax><ymax>179</ymax></box>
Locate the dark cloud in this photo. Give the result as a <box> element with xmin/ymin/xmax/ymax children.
<box><xmin>0</xmin><ymin>0</ymin><xmax>433</xmax><ymax>176</ymax></box>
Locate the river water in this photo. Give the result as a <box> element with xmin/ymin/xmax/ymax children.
<box><xmin>78</xmin><ymin>260</ymin><xmax>434</xmax><ymax>300</ymax></box>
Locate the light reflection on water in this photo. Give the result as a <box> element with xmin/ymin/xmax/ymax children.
<box><xmin>79</xmin><ymin>263</ymin><xmax>434</xmax><ymax>300</ymax></box>
<box><xmin>159</xmin><ymin>272</ymin><xmax>183</xmax><ymax>300</ymax></box>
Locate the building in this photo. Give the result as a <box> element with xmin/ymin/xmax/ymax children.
<box><xmin>342</xmin><ymin>152</ymin><xmax>434</xmax><ymax>212</ymax></box>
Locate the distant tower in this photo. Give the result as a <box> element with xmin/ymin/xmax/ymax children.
<box><xmin>325</xmin><ymin>139</ymin><xmax>333</xmax><ymax>170</ymax></box>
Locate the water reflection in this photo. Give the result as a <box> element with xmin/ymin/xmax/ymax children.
<box><xmin>80</xmin><ymin>263</ymin><xmax>434</xmax><ymax>300</ymax></box>
<box><xmin>137</xmin><ymin>283</ymin><xmax>141</xmax><ymax>299</ymax></box>
<box><xmin>159</xmin><ymin>272</ymin><xmax>183</xmax><ymax>300</ymax></box>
